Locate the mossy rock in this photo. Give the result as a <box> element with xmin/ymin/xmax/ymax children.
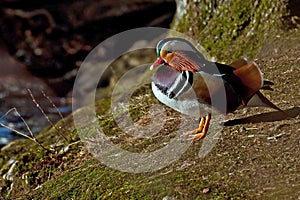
<box><xmin>173</xmin><ymin>0</ymin><xmax>292</xmax><ymax>62</ymax></box>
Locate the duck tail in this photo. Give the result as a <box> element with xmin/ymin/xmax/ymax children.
<box><xmin>233</xmin><ymin>62</ymin><xmax>263</xmax><ymax>104</ymax></box>
<box><xmin>246</xmin><ymin>91</ymin><xmax>282</xmax><ymax>111</ymax></box>
<box><xmin>229</xmin><ymin>59</ymin><xmax>282</xmax><ymax>111</ymax></box>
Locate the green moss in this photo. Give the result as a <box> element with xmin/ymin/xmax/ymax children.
<box><xmin>174</xmin><ymin>0</ymin><xmax>287</xmax><ymax>62</ymax></box>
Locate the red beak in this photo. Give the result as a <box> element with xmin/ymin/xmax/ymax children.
<box><xmin>150</xmin><ymin>57</ymin><xmax>164</xmax><ymax>70</ymax></box>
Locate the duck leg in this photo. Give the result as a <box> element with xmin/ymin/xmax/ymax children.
<box><xmin>184</xmin><ymin>114</ymin><xmax>211</xmax><ymax>141</ymax></box>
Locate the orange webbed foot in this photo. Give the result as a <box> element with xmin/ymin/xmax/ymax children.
<box><xmin>183</xmin><ymin>114</ymin><xmax>211</xmax><ymax>142</ymax></box>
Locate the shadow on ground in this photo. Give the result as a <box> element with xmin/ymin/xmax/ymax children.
<box><xmin>224</xmin><ymin>107</ymin><xmax>300</xmax><ymax>126</ymax></box>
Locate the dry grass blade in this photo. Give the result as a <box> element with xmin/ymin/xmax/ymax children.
<box><xmin>0</xmin><ymin>107</ymin><xmax>51</xmax><ymax>151</ymax></box>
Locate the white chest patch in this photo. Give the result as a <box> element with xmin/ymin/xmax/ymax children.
<box><xmin>151</xmin><ymin>82</ymin><xmax>211</xmax><ymax>117</ymax></box>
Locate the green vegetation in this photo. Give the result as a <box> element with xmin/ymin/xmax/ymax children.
<box><xmin>174</xmin><ymin>0</ymin><xmax>287</xmax><ymax>62</ymax></box>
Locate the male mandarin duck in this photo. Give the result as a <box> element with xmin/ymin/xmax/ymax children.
<box><xmin>150</xmin><ymin>38</ymin><xmax>281</xmax><ymax>141</ymax></box>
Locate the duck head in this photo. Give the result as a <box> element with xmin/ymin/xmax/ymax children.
<box><xmin>150</xmin><ymin>38</ymin><xmax>208</xmax><ymax>72</ymax></box>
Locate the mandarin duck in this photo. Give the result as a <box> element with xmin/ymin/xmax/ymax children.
<box><xmin>150</xmin><ymin>38</ymin><xmax>281</xmax><ymax>141</ymax></box>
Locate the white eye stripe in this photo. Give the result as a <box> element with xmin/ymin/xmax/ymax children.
<box><xmin>162</xmin><ymin>40</ymin><xmax>198</xmax><ymax>53</ymax></box>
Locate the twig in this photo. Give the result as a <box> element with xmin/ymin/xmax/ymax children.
<box><xmin>28</xmin><ymin>89</ymin><xmax>53</xmax><ymax>127</ymax></box>
<box><xmin>41</xmin><ymin>91</ymin><xmax>66</xmax><ymax>123</ymax></box>
<box><xmin>0</xmin><ymin>119</ymin><xmax>31</xmax><ymax>141</ymax></box>
<box><xmin>1</xmin><ymin>108</ymin><xmax>19</xmax><ymax>120</ymax></box>
<box><xmin>28</xmin><ymin>89</ymin><xmax>68</xmax><ymax>141</ymax></box>
<box><xmin>42</xmin><ymin>90</ymin><xmax>69</xmax><ymax>146</ymax></box>
<box><xmin>0</xmin><ymin>108</ymin><xmax>50</xmax><ymax>151</ymax></box>
<box><xmin>267</xmin><ymin>133</ymin><xmax>285</xmax><ymax>140</ymax></box>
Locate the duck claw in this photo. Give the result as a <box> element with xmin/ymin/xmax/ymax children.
<box><xmin>183</xmin><ymin>114</ymin><xmax>211</xmax><ymax>142</ymax></box>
